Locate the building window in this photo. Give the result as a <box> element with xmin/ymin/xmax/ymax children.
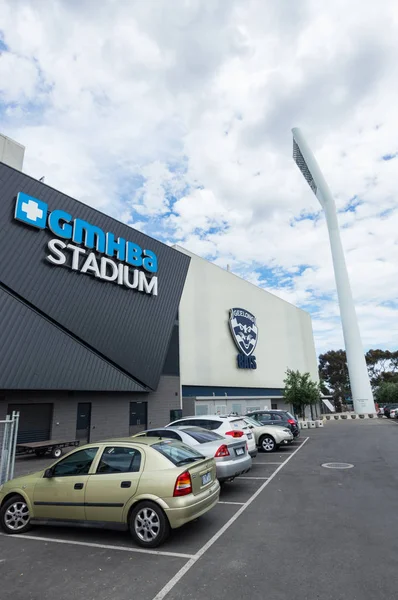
<box><xmin>231</xmin><ymin>404</ymin><xmax>242</xmax><ymax>415</ymax></box>
<box><xmin>271</xmin><ymin>403</ymin><xmax>278</xmax><ymax>410</ymax></box>
<box><xmin>195</xmin><ymin>404</ymin><xmax>209</xmax><ymax>416</ymax></box>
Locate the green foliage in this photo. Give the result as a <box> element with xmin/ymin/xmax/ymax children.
<box><xmin>366</xmin><ymin>350</ymin><xmax>398</xmax><ymax>387</ymax></box>
<box><xmin>283</xmin><ymin>369</ymin><xmax>320</xmax><ymax>419</ymax></box>
<box><xmin>318</xmin><ymin>350</ymin><xmax>351</xmax><ymax>402</ymax></box>
<box><xmin>318</xmin><ymin>349</ymin><xmax>398</xmax><ymax>401</ymax></box>
<box><xmin>374</xmin><ymin>382</ymin><xmax>398</xmax><ymax>405</ymax></box>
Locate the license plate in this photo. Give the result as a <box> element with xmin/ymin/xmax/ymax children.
<box><xmin>201</xmin><ymin>471</ymin><xmax>212</xmax><ymax>486</ymax></box>
<box><xmin>235</xmin><ymin>447</ymin><xmax>244</xmax><ymax>456</ymax></box>
<box><xmin>247</xmin><ymin>433</ymin><xmax>252</xmax><ymax>439</ymax></box>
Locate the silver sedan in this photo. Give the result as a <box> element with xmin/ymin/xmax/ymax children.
<box><xmin>133</xmin><ymin>426</ymin><xmax>252</xmax><ymax>483</ymax></box>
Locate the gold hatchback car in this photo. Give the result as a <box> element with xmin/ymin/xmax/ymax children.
<box><xmin>0</xmin><ymin>437</ymin><xmax>220</xmax><ymax>547</ymax></box>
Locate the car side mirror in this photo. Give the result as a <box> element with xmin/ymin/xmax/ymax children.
<box><xmin>44</xmin><ymin>467</ymin><xmax>54</xmax><ymax>478</ymax></box>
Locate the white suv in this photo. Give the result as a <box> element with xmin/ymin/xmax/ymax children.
<box><xmin>166</xmin><ymin>415</ymin><xmax>258</xmax><ymax>458</ymax></box>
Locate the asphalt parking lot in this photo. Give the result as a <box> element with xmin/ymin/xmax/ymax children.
<box><xmin>2</xmin><ymin>420</ymin><xmax>398</xmax><ymax>600</ymax></box>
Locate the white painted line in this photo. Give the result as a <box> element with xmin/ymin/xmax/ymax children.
<box><xmin>151</xmin><ymin>437</ymin><xmax>309</xmax><ymax>600</ymax></box>
<box><xmin>218</xmin><ymin>501</ymin><xmax>245</xmax><ymax>506</ymax></box>
<box><xmin>238</xmin><ymin>476</ymin><xmax>269</xmax><ymax>480</ymax></box>
<box><xmin>254</xmin><ymin>462</ymin><xmax>283</xmax><ymax>465</ymax></box>
<box><xmin>321</xmin><ymin>462</ymin><xmax>354</xmax><ymax>469</ymax></box>
<box><xmin>0</xmin><ymin>533</ymin><xmax>194</xmax><ymax>560</ymax></box>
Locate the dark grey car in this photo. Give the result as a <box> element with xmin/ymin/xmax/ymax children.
<box><xmin>247</xmin><ymin>410</ymin><xmax>300</xmax><ymax>438</ymax></box>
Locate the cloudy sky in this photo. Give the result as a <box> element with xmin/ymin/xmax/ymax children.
<box><xmin>1</xmin><ymin>0</ymin><xmax>397</xmax><ymax>356</ymax></box>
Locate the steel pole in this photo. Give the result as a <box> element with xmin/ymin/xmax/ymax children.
<box><xmin>292</xmin><ymin>128</ymin><xmax>375</xmax><ymax>415</ymax></box>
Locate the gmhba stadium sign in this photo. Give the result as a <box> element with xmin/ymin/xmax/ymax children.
<box><xmin>14</xmin><ymin>192</ymin><xmax>158</xmax><ymax>296</ymax></box>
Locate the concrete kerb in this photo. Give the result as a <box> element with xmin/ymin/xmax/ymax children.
<box><xmin>299</xmin><ymin>420</ymin><xmax>322</xmax><ymax>429</ymax></box>
<box><xmin>323</xmin><ymin>413</ymin><xmax>378</xmax><ymax>421</ymax></box>
<box><xmin>299</xmin><ymin>413</ymin><xmax>377</xmax><ymax>428</ymax></box>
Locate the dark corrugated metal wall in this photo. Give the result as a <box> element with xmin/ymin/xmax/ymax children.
<box><xmin>0</xmin><ymin>162</ymin><xmax>190</xmax><ymax>392</ymax></box>
<box><xmin>0</xmin><ymin>287</ymin><xmax>145</xmax><ymax>390</ymax></box>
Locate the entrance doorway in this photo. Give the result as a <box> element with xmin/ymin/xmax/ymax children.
<box><xmin>129</xmin><ymin>402</ymin><xmax>147</xmax><ymax>435</ymax></box>
<box><xmin>76</xmin><ymin>403</ymin><xmax>91</xmax><ymax>444</ymax></box>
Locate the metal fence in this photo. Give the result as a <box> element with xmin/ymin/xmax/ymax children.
<box><xmin>0</xmin><ymin>411</ymin><xmax>19</xmax><ymax>484</ymax></box>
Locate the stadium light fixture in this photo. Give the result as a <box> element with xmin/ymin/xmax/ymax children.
<box><xmin>292</xmin><ymin>127</ymin><xmax>375</xmax><ymax>415</ymax></box>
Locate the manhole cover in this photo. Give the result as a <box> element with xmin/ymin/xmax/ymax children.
<box><xmin>321</xmin><ymin>462</ymin><xmax>354</xmax><ymax>469</ymax></box>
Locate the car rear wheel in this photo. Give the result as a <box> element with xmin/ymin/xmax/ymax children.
<box><xmin>0</xmin><ymin>495</ymin><xmax>32</xmax><ymax>535</ymax></box>
<box><xmin>260</xmin><ymin>435</ymin><xmax>276</xmax><ymax>452</ymax></box>
<box><xmin>129</xmin><ymin>501</ymin><xmax>170</xmax><ymax>548</ymax></box>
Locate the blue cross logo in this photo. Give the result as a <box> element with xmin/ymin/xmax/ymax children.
<box><xmin>14</xmin><ymin>192</ymin><xmax>48</xmax><ymax>229</ymax></box>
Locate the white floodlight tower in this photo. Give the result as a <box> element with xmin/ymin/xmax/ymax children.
<box><xmin>292</xmin><ymin>127</ymin><xmax>375</xmax><ymax>415</ymax></box>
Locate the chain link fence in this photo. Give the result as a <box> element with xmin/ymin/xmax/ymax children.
<box><xmin>0</xmin><ymin>411</ymin><xmax>19</xmax><ymax>484</ymax></box>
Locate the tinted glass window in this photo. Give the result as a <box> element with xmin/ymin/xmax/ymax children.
<box><xmin>149</xmin><ymin>429</ymin><xmax>182</xmax><ymax>441</ymax></box>
<box><xmin>230</xmin><ymin>419</ymin><xmax>247</xmax><ymax>429</ymax></box>
<box><xmin>152</xmin><ymin>441</ymin><xmax>204</xmax><ymax>466</ymax></box>
<box><xmin>183</xmin><ymin>428</ymin><xmax>224</xmax><ymax>443</ymax></box>
<box><xmin>200</xmin><ymin>419</ymin><xmax>221</xmax><ymax>430</ymax></box>
<box><xmin>147</xmin><ymin>429</ymin><xmax>165</xmax><ymax>437</ymax></box>
<box><xmin>97</xmin><ymin>446</ymin><xmax>141</xmax><ymax>474</ymax></box>
<box><xmin>243</xmin><ymin>417</ymin><xmax>262</xmax><ymax>427</ymax></box>
<box><xmin>272</xmin><ymin>413</ymin><xmax>285</xmax><ymax>421</ymax></box>
<box><xmin>286</xmin><ymin>412</ymin><xmax>295</xmax><ymax>420</ymax></box>
<box><xmin>171</xmin><ymin>418</ymin><xmax>221</xmax><ymax>430</ymax></box>
<box><xmin>52</xmin><ymin>447</ymin><xmax>99</xmax><ymax>477</ymax></box>
<box><xmin>257</xmin><ymin>413</ymin><xmax>272</xmax><ymax>422</ymax></box>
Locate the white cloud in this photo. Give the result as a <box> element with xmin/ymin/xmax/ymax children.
<box><xmin>0</xmin><ymin>0</ymin><xmax>397</xmax><ymax>356</ymax></box>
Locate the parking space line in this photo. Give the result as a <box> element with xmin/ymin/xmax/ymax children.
<box><xmin>218</xmin><ymin>501</ymin><xmax>245</xmax><ymax>505</ymax></box>
<box><xmin>0</xmin><ymin>533</ymin><xmax>195</xmax><ymax>559</ymax></box>
<box><xmin>151</xmin><ymin>437</ymin><xmax>309</xmax><ymax>600</ymax></box>
<box><xmin>239</xmin><ymin>476</ymin><xmax>269</xmax><ymax>480</ymax></box>
<box><xmin>254</xmin><ymin>462</ymin><xmax>283</xmax><ymax>465</ymax></box>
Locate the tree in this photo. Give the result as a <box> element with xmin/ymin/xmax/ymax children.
<box><xmin>318</xmin><ymin>350</ymin><xmax>351</xmax><ymax>405</ymax></box>
<box><xmin>374</xmin><ymin>382</ymin><xmax>398</xmax><ymax>405</ymax></box>
<box><xmin>283</xmin><ymin>369</ymin><xmax>320</xmax><ymax>419</ymax></box>
<box><xmin>319</xmin><ymin>349</ymin><xmax>398</xmax><ymax>402</ymax></box>
<box><xmin>365</xmin><ymin>349</ymin><xmax>398</xmax><ymax>388</ymax></box>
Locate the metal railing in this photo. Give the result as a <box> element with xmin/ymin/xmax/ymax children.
<box><xmin>0</xmin><ymin>411</ymin><xmax>20</xmax><ymax>484</ymax></box>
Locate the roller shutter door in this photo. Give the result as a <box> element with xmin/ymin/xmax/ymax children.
<box><xmin>8</xmin><ymin>403</ymin><xmax>53</xmax><ymax>443</ymax></box>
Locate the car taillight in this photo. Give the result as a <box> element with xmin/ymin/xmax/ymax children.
<box><xmin>173</xmin><ymin>471</ymin><xmax>192</xmax><ymax>496</ymax></box>
<box><xmin>287</xmin><ymin>419</ymin><xmax>296</xmax><ymax>425</ymax></box>
<box><xmin>225</xmin><ymin>430</ymin><xmax>244</xmax><ymax>438</ymax></box>
<box><xmin>215</xmin><ymin>444</ymin><xmax>230</xmax><ymax>457</ymax></box>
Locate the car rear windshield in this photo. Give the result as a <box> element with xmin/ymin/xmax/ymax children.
<box><xmin>230</xmin><ymin>418</ymin><xmax>248</xmax><ymax>429</ymax></box>
<box><xmin>182</xmin><ymin>428</ymin><xmax>224</xmax><ymax>443</ymax></box>
<box><xmin>152</xmin><ymin>441</ymin><xmax>205</xmax><ymax>466</ymax></box>
<box><xmin>244</xmin><ymin>416</ymin><xmax>263</xmax><ymax>427</ymax></box>
<box><xmin>286</xmin><ymin>412</ymin><xmax>295</xmax><ymax>420</ymax></box>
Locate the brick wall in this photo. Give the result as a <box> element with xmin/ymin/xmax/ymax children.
<box><xmin>135</xmin><ymin>375</ymin><xmax>181</xmax><ymax>428</ymax></box>
<box><xmin>0</xmin><ymin>375</ymin><xmax>181</xmax><ymax>443</ymax></box>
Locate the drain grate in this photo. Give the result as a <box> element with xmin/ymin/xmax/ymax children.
<box><xmin>321</xmin><ymin>462</ymin><xmax>354</xmax><ymax>469</ymax></box>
